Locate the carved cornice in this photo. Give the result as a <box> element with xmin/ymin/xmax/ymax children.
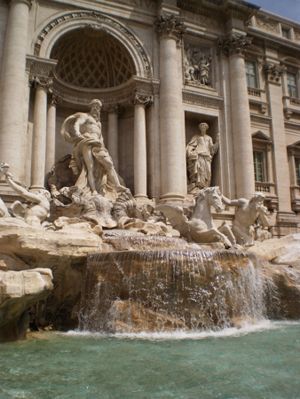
<box><xmin>218</xmin><ymin>33</ymin><xmax>252</xmax><ymax>56</ymax></box>
<box><xmin>263</xmin><ymin>62</ymin><xmax>285</xmax><ymax>84</ymax></box>
<box><xmin>155</xmin><ymin>14</ymin><xmax>185</xmax><ymax>41</ymax></box>
<box><xmin>182</xmin><ymin>89</ymin><xmax>223</xmax><ymax>109</ymax></box>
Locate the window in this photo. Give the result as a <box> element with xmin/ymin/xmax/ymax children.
<box><xmin>295</xmin><ymin>158</ymin><xmax>300</xmax><ymax>186</ymax></box>
<box><xmin>287</xmin><ymin>72</ymin><xmax>298</xmax><ymax>98</ymax></box>
<box><xmin>253</xmin><ymin>151</ymin><xmax>266</xmax><ymax>182</ymax></box>
<box><xmin>245</xmin><ymin>61</ymin><xmax>258</xmax><ymax>88</ymax></box>
<box><xmin>282</xmin><ymin>27</ymin><xmax>290</xmax><ymax>39</ymax></box>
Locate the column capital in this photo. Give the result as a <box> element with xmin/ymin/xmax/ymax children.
<box><xmin>218</xmin><ymin>33</ymin><xmax>252</xmax><ymax>56</ymax></box>
<box><xmin>133</xmin><ymin>92</ymin><xmax>153</xmax><ymax>106</ymax></box>
<box><xmin>26</xmin><ymin>55</ymin><xmax>57</xmax><ymax>91</ymax></box>
<box><xmin>49</xmin><ymin>92</ymin><xmax>61</xmax><ymax>106</ymax></box>
<box><xmin>7</xmin><ymin>0</ymin><xmax>32</xmax><ymax>7</ymax></box>
<box><xmin>155</xmin><ymin>14</ymin><xmax>185</xmax><ymax>41</ymax></box>
<box><xmin>105</xmin><ymin>104</ymin><xmax>120</xmax><ymax>114</ymax></box>
<box><xmin>263</xmin><ymin>62</ymin><xmax>285</xmax><ymax>85</ymax></box>
<box><xmin>30</xmin><ymin>75</ymin><xmax>53</xmax><ymax>90</ymax></box>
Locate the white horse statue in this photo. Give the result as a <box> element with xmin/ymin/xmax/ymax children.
<box><xmin>158</xmin><ymin>186</ymin><xmax>235</xmax><ymax>248</ymax></box>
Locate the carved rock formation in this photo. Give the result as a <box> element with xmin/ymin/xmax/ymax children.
<box><xmin>0</xmin><ymin>267</ymin><xmax>53</xmax><ymax>342</ymax></box>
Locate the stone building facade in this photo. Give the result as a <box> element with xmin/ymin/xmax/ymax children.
<box><xmin>0</xmin><ymin>0</ymin><xmax>300</xmax><ymax>235</ymax></box>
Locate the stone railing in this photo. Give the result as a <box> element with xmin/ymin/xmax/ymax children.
<box><xmin>255</xmin><ymin>181</ymin><xmax>276</xmax><ymax>194</ymax></box>
<box><xmin>247</xmin><ymin>87</ymin><xmax>262</xmax><ymax>97</ymax></box>
<box><xmin>290</xmin><ymin>97</ymin><xmax>300</xmax><ymax>106</ymax></box>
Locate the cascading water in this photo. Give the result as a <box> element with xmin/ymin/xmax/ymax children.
<box><xmin>79</xmin><ymin>249</ymin><xmax>274</xmax><ymax>333</ymax></box>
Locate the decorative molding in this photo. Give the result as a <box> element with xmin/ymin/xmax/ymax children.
<box><xmin>250</xmin><ymin>113</ymin><xmax>272</xmax><ymax>125</ymax></box>
<box><xmin>255</xmin><ymin>15</ymin><xmax>280</xmax><ymax>34</ymax></box>
<box><xmin>182</xmin><ymin>90</ymin><xmax>223</xmax><ymax>109</ymax></box>
<box><xmin>33</xmin><ymin>10</ymin><xmax>152</xmax><ymax>79</ymax></box>
<box><xmin>218</xmin><ymin>33</ymin><xmax>252</xmax><ymax>56</ymax></box>
<box><xmin>263</xmin><ymin>62</ymin><xmax>285</xmax><ymax>84</ymax></box>
<box><xmin>155</xmin><ymin>14</ymin><xmax>185</xmax><ymax>42</ymax></box>
<box><xmin>133</xmin><ymin>91</ymin><xmax>153</xmax><ymax>106</ymax></box>
<box><xmin>26</xmin><ymin>55</ymin><xmax>57</xmax><ymax>90</ymax></box>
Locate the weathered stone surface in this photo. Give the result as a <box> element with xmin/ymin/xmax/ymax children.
<box><xmin>0</xmin><ymin>268</ymin><xmax>53</xmax><ymax>341</ymax></box>
<box><xmin>249</xmin><ymin>234</ymin><xmax>300</xmax><ymax>319</ymax></box>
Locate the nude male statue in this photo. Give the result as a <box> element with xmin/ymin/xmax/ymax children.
<box><xmin>5</xmin><ymin>173</ymin><xmax>51</xmax><ymax>227</ymax></box>
<box><xmin>61</xmin><ymin>99</ymin><xmax>125</xmax><ymax>197</ymax></box>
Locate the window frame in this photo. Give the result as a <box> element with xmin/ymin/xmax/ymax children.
<box><xmin>287</xmin><ymin>71</ymin><xmax>298</xmax><ymax>99</ymax></box>
<box><xmin>245</xmin><ymin>60</ymin><xmax>259</xmax><ymax>89</ymax></box>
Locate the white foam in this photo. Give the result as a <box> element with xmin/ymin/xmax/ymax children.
<box><xmin>62</xmin><ymin>320</ymin><xmax>300</xmax><ymax>341</ymax></box>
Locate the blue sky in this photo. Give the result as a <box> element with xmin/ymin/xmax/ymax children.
<box><xmin>249</xmin><ymin>0</ymin><xmax>300</xmax><ymax>22</ymax></box>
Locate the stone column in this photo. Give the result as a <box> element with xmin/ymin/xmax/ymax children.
<box><xmin>155</xmin><ymin>14</ymin><xmax>187</xmax><ymax>203</ymax></box>
<box><xmin>107</xmin><ymin>105</ymin><xmax>119</xmax><ymax>172</ymax></box>
<box><xmin>133</xmin><ymin>93</ymin><xmax>151</xmax><ymax>199</ymax></box>
<box><xmin>45</xmin><ymin>94</ymin><xmax>58</xmax><ymax>175</ymax></box>
<box><xmin>148</xmin><ymin>93</ymin><xmax>161</xmax><ymax>199</ymax></box>
<box><xmin>264</xmin><ymin>62</ymin><xmax>292</xmax><ymax>213</ymax></box>
<box><xmin>31</xmin><ymin>78</ymin><xmax>49</xmax><ymax>190</ymax></box>
<box><xmin>220</xmin><ymin>33</ymin><xmax>255</xmax><ymax>199</ymax></box>
<box><xmin>0</xmin><ymin>0</ymin><xmax>32</xmax><ymax>182</ymax></box>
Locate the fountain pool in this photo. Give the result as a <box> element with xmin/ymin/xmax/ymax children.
<box><xmin>1</xmin><ymin>321</ymin><xmax>300</xmax><ymax>399</ymax></box>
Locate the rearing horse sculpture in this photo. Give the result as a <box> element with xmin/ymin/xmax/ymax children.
<box><xmin>158</xmin><ymin>187</ymin><xmax>234</xmax><ymax>248</ymax></box>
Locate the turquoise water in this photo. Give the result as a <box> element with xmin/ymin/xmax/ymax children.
<box><xmin>0</xmin><ymin>321</ymin><xmax>300</xmax><ymax>399</ymax></box>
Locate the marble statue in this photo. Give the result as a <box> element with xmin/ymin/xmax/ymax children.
<box><xmin>4</xmin><ymin>171</ymin><xmax>50</xmax><ymax>228</ymax></box>
<box><xmin>198</xmin><ymin>56</ymin><xmax>211</xmax><ymax>85</ymax></box>
<box><xmin>222</xmin><ymin>193</ymin><xmax>270</xmax><ymax>246</ymax></box>
<box><xmin>158</xmin><ymin>187</ymin><xmax>233</xmax><ymax>247</ymax></box>
<box><xmin>61</xmin><ymin>99</ymin><xmax>125</xmax><ymax>200</ymax></box>
<box><xmin>112</xmin><ymin>188</ymin><xmax>178</xmax><ymax>236</ymax></box>
<box><xmin>186</xmin><ymin>123</ymin><xmax>219</xmax><ymax>194</ymax></box>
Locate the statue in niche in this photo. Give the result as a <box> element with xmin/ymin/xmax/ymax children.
<box><xmin>61</xmin><ymin>99</ymin><xmax>125</xmax><ymax>200</ymax></box>
<box><xmin>0</xmin><ymin>164</ymin><xmax>50</xmax><ymax>228</ymax></box>
<box><xmin>186</xmin><ymin>122</ymin><xmax>219</xmax><ymax>195</ymax></box>
<box><xmin>183</xmin><ymin>45</ymin><xmax>212</xmax><ymax>85</ymax></box>
<box><xmin>222</xmin><ymin>193</ymin><xmax>270</xmax><ymax>246</ymax></box>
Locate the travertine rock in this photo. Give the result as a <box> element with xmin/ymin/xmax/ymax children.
<box><xmin>250</xmin><ymin>234</ymin><xmax>300</xmax><ymax>319</ymax></box>
<box><xmin>0</xmin><ymin>268</ymin><xmax>53</xmax><ymax>341</ymax></box>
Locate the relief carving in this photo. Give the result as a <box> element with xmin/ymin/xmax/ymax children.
<box><xmin>183</xmin><ymin>45</ymin><xmax>212</xmax><ymax>86</ymax></box>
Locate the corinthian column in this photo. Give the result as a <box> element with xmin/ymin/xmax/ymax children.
<box><xmin>107</xmin><ymin>105</ymin><xmax>119</xmax><ymax>172</ymax></box>
<box><xmin>31</xmin><ymin>78</ymin><xmax>50</xmax><ymax>190</ymax></box>
<box><xmin>133</xmin><ymin>93</ymin><xmax>151</xmax><ymax>199</ymax></box>
<box><xmin>264</xmin><ymin>62</ymin><xmax>292</xmax><ymax>213</ymax></box>
<box><xmin>45</xmin><ymin>94</ymin><xmax>59</xmax><ymax>175</ymax></box>
<box><xmin>0</xmin><ymin>0</ymin><xmax>32</xmax><ymax>182</ymax></box>
<box><xmin>219</xmin><ymin>33</ymin><xmax>255</xmax><ymax>199</ymax></box>
<box><xmin>155</xmin><ymin>14</ymin><xmax>187</xmax><ymax>203</ymax></box>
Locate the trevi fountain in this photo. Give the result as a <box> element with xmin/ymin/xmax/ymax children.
<box><xmin>0</xmin><ymin>98</ymin><xmax>299</xmax><ymax>398</ymax></box>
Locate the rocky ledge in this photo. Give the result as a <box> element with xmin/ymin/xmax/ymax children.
<box><xmin>0</xmin><ymin>268</ymin><xmax>53</xmax><ymax>342</ymax></box>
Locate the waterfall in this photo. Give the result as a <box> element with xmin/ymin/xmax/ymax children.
<box><xmin>79</xmin><ymin>250</ymin><xmax>274</xmax><ymax>333</ymax></box>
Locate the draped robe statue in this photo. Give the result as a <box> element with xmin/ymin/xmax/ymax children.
<box><xmin>186</xmin><ymin>122</ymin><xmax>219</xmax><ymax>195</ymax></box>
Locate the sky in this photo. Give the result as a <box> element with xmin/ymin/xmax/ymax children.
<box><xmin>249</xmin><ymin>0</ymin><xmax>300</xmax><ymax>23</ymax></box>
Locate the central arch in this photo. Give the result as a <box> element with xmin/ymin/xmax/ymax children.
<box><xmin>32</xmin><ymin>10</ymin><xmax>152</xmax><ymax>80</ymax></box>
